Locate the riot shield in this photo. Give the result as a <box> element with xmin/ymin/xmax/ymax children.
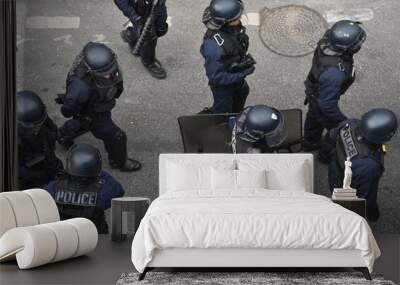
<box><xmin>178</xmin><ymin>109</ymin><xmax>303</xmax><ymax>153</ymax></box>
<box><xmin>178</xmin><ymin>113</ymin><xmax>235</xmax><ymax>153</ymax></box>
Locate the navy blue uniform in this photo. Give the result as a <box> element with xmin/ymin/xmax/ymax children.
<box><xmin>45</xmin><ymin>170</ymin><xmax>125</xmax><ymax>233</ymax></box>
<box><xmin>58</xmin><ymin>77</ymin><xmax>128</xmax><ymax>167</ymax></box>
<box><xmin>114</xmin><ymin>0</ymin><xmax>168</xmax><ymax>32</ymax></box>
<box><xmin>201</xmin><ymin>26</ymin><xmax>254</xmax><ymax>114</ymax></box>
<box><xmin>323</xmin><ymin>119</ymin><xmax>385</xmax><ymax>221</ymax></box>
<box><xmin>114</xmin><ymin>0</ymin><xmax>168</xmax><ymax>64</ymax></box>
<box><xmin>18</xmin><ymin>117</ymin><xmax>63</xmax><ymax>189</ymax></box>
<box><xmin>303</xmin><ymin>38</ymin><xmax>355</xmax><ymax>144</ymax></box>
<box><xmin>304</xmin><ymin>68</ymin><xmax>347</xmax><ymax>141</ymax></box>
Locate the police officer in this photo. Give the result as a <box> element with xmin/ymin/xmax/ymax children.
<box><xmin>56</xmin><ymin>42</ymin><xmax>141</xmax><ymax>172</ymax></box>
<box><xmin>45</xmin><ymin>144</ymin><xmax>125</xmax><ymax>233</ymax></box>
<box><xmin>200</xmin><ymin>0</ymin><xmax>256</xmax><ymax>114</ymax></box>
<box><xmin>303</xmin><ymin>20</ymin><xmax>366</xmax><ymax>151</ymax></box>
<box><xmin>231</xmin><ymin>105</ymin><xmax>286</xmax><ymax>153</ymax></box>
<box><xmin>322</xmin><ymin>109</ymin><xmax>398</xmax><ymax>221</ymax></box>
<box><xmin>115</xmin><ymin>0</ymin><xmax>168</xmax><ymax>79</ymax></box>
<box><xmin>17</xmin><ymin>91</ymin><xmax>64</xmax><ymax>189</ymax></box>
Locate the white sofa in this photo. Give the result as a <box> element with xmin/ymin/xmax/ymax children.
<box><xmin>0</xmin><ymin>189</ymin><xmax>98</xmax><ymax>269</ymax></box>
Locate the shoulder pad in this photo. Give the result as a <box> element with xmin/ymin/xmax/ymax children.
<box><xmin>213</xmin><ymin>33</ymin><xmax>224</xmax><ymax>47</ymax></box>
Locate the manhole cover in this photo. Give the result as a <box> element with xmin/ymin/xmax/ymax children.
<box><xmin>259</xmin><ymin>5</ymin><xmax>328</xmax><ymax>57</ymax></box>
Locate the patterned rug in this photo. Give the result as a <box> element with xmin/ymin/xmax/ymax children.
<box><xmin>117</xmin><ymin>272</ymin><xmax>396</xmax><ymax>285</ymax></box>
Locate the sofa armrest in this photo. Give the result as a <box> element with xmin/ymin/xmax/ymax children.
<box><xmin>0</xmin><ymin>218</ymin><xmax>98</xmax><ymax>269</ymax></box>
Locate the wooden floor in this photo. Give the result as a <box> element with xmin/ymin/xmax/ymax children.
<box><xmin>0</xmin><ymin>234</ymin><xmax>398</xmax><ymax>285</ymax></box>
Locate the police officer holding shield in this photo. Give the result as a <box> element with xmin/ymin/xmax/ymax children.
<box><xmin>56</xmin><ymin>42</ymin><xmax>141</xmax><ymax>172</ymax></box>
<box><xmin>17</xmin><ymin>91</ymin><xmax>64</xmax><ymax>189</ymax></box>
<box><xmin>231</xmin><ymin>105</ymin><xmax>286</xmax><ymax>153</ymax></box>
<box><xmin>46</xmin><ymin>144</ymin><xmax>125</xmax><ymax>233</ymax></box>
<box><xmin>115</xmin><ymin>0</ymin><xmax>168</xmax><ymax>79</ymax></box>
<box><xmin>320</xmin><ymin>109</ymin><xmax>398</xmax><ymax>221</ymax></box>
<box><xmin>201</xmin><ymin>0</ymin><xmax>256</xmax><ymax>114</ymax></box>
<box><xmin>303</xmin><ymin>20</ymin><xmax>366</xmax><ymax>151</ymax></box>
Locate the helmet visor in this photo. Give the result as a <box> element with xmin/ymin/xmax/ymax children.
<box><xmin>349</xmin><ymin>29</ymin><xmax>366</xmax><ymax>53</ymax></box>
<box><xmin>18</xmin><ymin>113</ymin><xmax>47</xmax><ymax>136</ymax></box>
<box><xmin>264</xmin><ymin>116</ymin><xmax>287</xmax><ymax>148</ymax></box>
<box><xmin>239</xmin><ymin>116</ymin><xmax>287</xmax><ymax>147</ymax></box>
<box><xmin>91</xmin><ymin>59</ymin><xmax>123</xmax><ymax>88</ymax></box>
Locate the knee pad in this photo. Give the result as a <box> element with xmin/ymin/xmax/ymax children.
<box><xmin>156</xmin><ymin>24</ymin><xmax>168</xmax><ymax>37</ymax></box>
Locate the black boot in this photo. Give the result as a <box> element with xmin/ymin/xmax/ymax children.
<box><xmin>111</xmin><ymin>158</ymin><xmax>142</xmax><ymax>172</ymax></box>
<box><xmin>198</xmin><ymin>107</ymin><xmax>214</xmax><ymax>114</ymax></box>
<box><xmin>120</xmin><ymin>28</ymin><xmax>138</xmax><ymax>54</ymax></box>
<box><xmin>141</xmin><ymin>59</ymin><xmax>166</xmax><ymax>79</ymax></box>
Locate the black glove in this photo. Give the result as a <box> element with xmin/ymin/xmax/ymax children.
<box><xmin>55</xmin><ymin>93</ymin><xmax>65</xmax><ymax>105</ymax></box>
<box><xmin>242</xmin><ymin>65</ymin><xmax>255</xmax><ymax>76</ymax></box>
<box><xmin>130</xmin><ymin>15</ymin><xmax>141</xmax><ymax>25</ymax></box>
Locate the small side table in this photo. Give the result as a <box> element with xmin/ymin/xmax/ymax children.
<box><xmin>111</xmin><ymin>197</ymin><xmax>150</xmax><ymax>242</ymax></box>
<box><xmin>332</xmin><ymin>197</ymin><xmax>366</xmax><ymax>218</ymax></box>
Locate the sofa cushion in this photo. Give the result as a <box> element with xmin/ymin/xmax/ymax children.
<box><xmin>24</xmin><ymin>189</ymin><xmax>60</xmax><ymax>224</ymax></box>
<box><xmin>1</xmin><ymin>192</ymin><xmax>39</xmax><ymax>228</ymax></box>
<box><xmin>0</xmin><ymin>196</ymin><xmax>17</xmax><ymax>237</ymax></box>
<box><xmin>42</xmin><ymin>221</ymin><xmax>79</xmax><ymax>262</ymax></box>
<box><xmin>0</xmin><ymin>190</ymin><xmax>60</xmax><ymax>238</ymax></box>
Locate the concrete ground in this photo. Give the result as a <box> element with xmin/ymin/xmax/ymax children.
<box><xmin>16</xmin><ymin>0</ymin><xmax>400</xmax><ymax>233</ymax></box>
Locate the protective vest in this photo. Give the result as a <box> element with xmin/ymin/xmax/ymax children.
<box><xmin>19</xmin><ymin>118</ymin><xmax>59</xmax><ymax>169</ymax></box>
<box><xmin>66</xmin><ymin>53</ymin><xmax>123</xmax><ymax>113</ymax></box>
<box><xmin>54</xmin><ymin>176</ymin><xmax>108</xmax><ymax>233</ymax></box>
<box><xmin>204</xmin><ymin>26</ymin><xmax>249</xmax><ymax>72</ymax></box>
<box><xmin>305</xmin><ymin>38</ymin><xmax>355</xmax><ymax>98</ymax></box>
<box><xmin>335</xmin><ymin>120</ymin><xmax>384</xmax><ymax>170</ymax></box>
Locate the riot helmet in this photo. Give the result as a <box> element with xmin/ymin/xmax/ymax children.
<box><xmin>82</xmin><ymin>42</ymin><xmax>122</xmax><ymax>88</ymax></box>
<box><xmin>328</xmin><ymin>20</ymin><xmax>366</xmax><ymax>54</ymax></box>
<box><xmin>239</xmin><ymin>105</ymin><xmax>286</xmax><ymax>147</ymax></box>
<box><xmin>66</xmin><ymin>144</ymin><xmax>102</xmax><ymax>177</ymax></box>
<box><xmin>17</xmin><ymin>91</ymin><xmax>47</xmax><ymax>136</ymax></box>
<box><xmin>359</xmin><ymin>108</ymin><xmax>398</xmax><ymax>144</ymax></box>
<box><xmin>204</xmin><ymin>0</ymin><xmax>244</xmax><ymax>30</ymax></box>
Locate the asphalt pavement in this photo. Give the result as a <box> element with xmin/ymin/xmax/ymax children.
<box><xmin>16</xmin><ymin>0</ymin><xmax>400</xmax><ymax>233</ymax></box>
